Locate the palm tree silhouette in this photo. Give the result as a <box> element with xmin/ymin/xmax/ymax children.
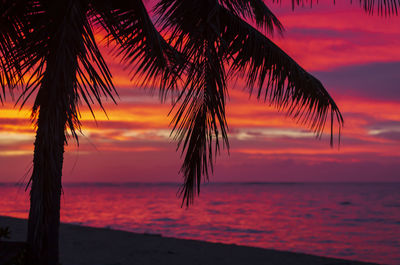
<box><xmin>0</xmin><ymin>0</ymin><xmax>397</xmax><ymax>264</ymax></box>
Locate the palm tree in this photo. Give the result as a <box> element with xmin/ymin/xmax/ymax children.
<box><xmin>0</xmin><ymin>0</ymin><xmax>397</xmax><ymax>264</ymax></box>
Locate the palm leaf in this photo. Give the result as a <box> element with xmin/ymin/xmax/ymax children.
<box><xmin>0</xmin><ymin>0</ymin><xmax>31</xmax><ymax>102</ymax></box>
<box><xmin>10</xmin><ymin>1</ymin><xmax>117</xmax><ymax>140</ymax></box>
<box><xmin>157</xmin><ymin>0</ymin><xmax>343</xmax><ymax>205</ymax></box>
<box><xmin>220</xmin><ymin>6</ymin><xmax>343</xmax><ymax>140</ymax></box>
<box><xmin>156</xmin><ymin>0</ymin><xmax>230</xmax><ymax>205</ymax></box>
<box><xmin>219</xmin><ymin>0</ymin><xmax>284</xmax><ymax>35</ymax></box>
<box><xmin>285</xmin><ymin>0</ymin><xmax>400</xmax><ymax>15</ymax></box>
<box><xmin>92</xmin><ymin>0</ymin><xmax>183</xmax><ymax>99</ymax></box>
<box><xmin>359</xmin><ymin>0</ymin><xmax>400</xmax><ymax>15</ymax></box>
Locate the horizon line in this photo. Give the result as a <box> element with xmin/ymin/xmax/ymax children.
<box><xmin>1</xmin><ymin>181</ymin><xmax>400</xmax><ymax>186</ymax></box>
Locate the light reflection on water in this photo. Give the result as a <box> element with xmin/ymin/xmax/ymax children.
<box><xmin>1</xmin><ymin>182</ymin><xmax>399</xmax><ymax>264</ymax></box>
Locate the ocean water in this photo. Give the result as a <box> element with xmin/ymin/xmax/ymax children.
<box><xmin>0</xmin><ymin>182</ymin><xmax>399</xmax><ymax>264</ymax></box>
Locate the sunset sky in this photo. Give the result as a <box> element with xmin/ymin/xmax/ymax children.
<box><xmin>0</xmin><ymin>1</ymin><xmax>399</xmax><ymax>183</ymax></box>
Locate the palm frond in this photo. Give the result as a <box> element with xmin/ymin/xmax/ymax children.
<box><xmin>0</xmin><ymin>0</ymin><xmax>31</xmax><ymax>102</ymax></box>
<box><xmin>13</xmin><ymin>1</ymin><xmax>116</xmax><ymax>140</ymax></box>
<box><xmin>91</xmin><ymin>0</ymin><xmax>182</xmax><ymax>99</ymax></box>
<box><xmin>359</xmin><ymin>0</ymin><xmax>400</xmax><ymax>15</ymax></box>
<box><xmin>220</xmin><ymin>6</ymin><xmax>343</xmax><ymax>141</ymax></box>
<box><xmin>157</xmin><ymin>0</ymin><xmax>343</xmax><ymax>205</ymax></box>
<box><xmin>156</xmin><ymin>0</ymin><xmax>230</xmax><ymax>206</ymax></box>
<box><xmin>284</xmin><ymin>0</ymin><xmax>400</xmax><ymax>15</ymax></box>
<box><xmin>170</xmin><ymin>41</ymin><xmax>229</xmax><ymax>206</ymax></box>
<box><xmin>219</xmin><ymin>0</ymin><xmax>284</xmax><ymax>35</ymax></box>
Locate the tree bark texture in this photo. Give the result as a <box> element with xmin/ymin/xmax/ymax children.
<box><xmin>27</xmin><ymin>1</ymin><xmax>82</xmax><ymax>264</ymax></box>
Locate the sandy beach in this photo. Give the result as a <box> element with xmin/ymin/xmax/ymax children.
<box><xmin>0</xmin><ymin>215</ymin><xmax>379</xmax><ymax>265</ymax></box>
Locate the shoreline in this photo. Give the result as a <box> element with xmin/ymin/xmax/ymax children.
<box><xmin>0</xmin><ymin>216</ymin><xmax>379</xmax><ymax>265</ymax></box>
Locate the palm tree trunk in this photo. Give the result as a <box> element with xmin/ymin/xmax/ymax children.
<box><xmin>27</xmin><ymin>100</ymin><xmax>65</xmax><ymax>265</ymax></box>
<box><xmin>26</xmin><ymin>2</ymin><xmax>82</xmax><ymax>264</ymax></box>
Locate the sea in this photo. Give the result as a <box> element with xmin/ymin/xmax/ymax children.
<box><xmin>0</xmin><ymin>182</ymin><xmax>399</xmax><ymax>265</ymax></box>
